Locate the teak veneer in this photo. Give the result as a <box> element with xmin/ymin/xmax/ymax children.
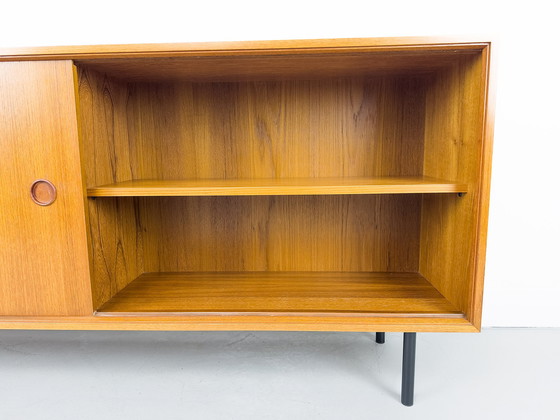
<box><xmin>0</xmin><ymin>37</ymin><xmax>495</xmax><ymax>406</ymax></box>
<box><xmin>87</xmin><ymin>177</ymin><xmax>468</xmax><ymax>197</ymax></box>
<box><xmin>96</xmin><ymin>272</ymin><xmax>462</xmax><ymax>315</ymax></box>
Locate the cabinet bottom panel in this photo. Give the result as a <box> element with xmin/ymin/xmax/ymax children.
<box><xmin>96</xmin><ymin>271</ymin><xmax>462</xmax><ymax>316</ymax></box>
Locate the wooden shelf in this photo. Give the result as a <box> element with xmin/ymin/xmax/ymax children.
<box><xmin>87</xmin><ymin>176</ymin><xmax>467</xmax><ymax>197</ymax></box>
<box><xmin>96</xmin><ymin>272</ymin><xmax>462</xmax><ymax>316</ymax></box>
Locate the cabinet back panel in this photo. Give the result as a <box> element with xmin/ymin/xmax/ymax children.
<box><xmin>127</xmin><ymin>77</ymin><xmax>425</xmax><ymax>179</ymax></box>
<box><xmin>77</xmin><ymin>69</ymin><xmax>427</xmax><ymax>182</ymax></box>
<box><xmin>140</xmin><ymin>195</ymin><xmax>420</xmax><ymax>273</ymax></box>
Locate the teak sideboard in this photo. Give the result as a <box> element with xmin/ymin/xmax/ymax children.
<box><xmin>0</xmin><ymin>37</ymin><xmax>494</xmax><ymax>406</ymax></box>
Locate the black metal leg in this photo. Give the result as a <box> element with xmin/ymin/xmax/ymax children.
<box><xmin>375</xmin><ymin>332</ymin><xmax>385</xmax><ymax>344</ymax></box>
<box><xmin>401</xmin><ymin>332</ymin><xmax>416</xmax><ymax>406</ymax></box>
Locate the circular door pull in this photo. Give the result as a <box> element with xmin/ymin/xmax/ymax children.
<box><xmin>30</xmin><ymin>179</ymin><xmax>57</xmax><ymax>206</ymax></box>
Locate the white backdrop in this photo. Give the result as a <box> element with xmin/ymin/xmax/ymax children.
<box><xmin>2</xmin><ymin>0</ymin><xmax>559</xmax><ymax>327</ymax></box>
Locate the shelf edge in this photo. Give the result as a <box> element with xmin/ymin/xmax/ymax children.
<box><xmin>87</xmin><ymin>182</ymin><xmax>469</xmax><ymax>197</ymax></box>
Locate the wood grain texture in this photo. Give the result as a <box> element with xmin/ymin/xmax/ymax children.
<box><xmin>0</xmin><ymin>37</ymin><xmax>489</xmax><ymax>61</ymax></box>
<box><xmin>0</xmin><ymin>315</ymin><xmax>476</xmax><ymax>333</ymax></box>
<box><xmin>469</xmin><ymin>45</ymin><xmax>495</xmax><ymax>329</ymax></box>
<box><xmin>97</xmin><ymin>271</ymin><xmax>461</xmax><ymax>315</ymax></box>
<box><xmin>76</xmin><ymin>69</ymin><xmax>428</xmax><ymax>286</ymax></box>
<box><xmin>76</xmin><ymin>68</ymin><xmax>144</xmax><ymax>309</ymax></box>
<box><xmin>76</xmin><ymin>51</ymin><xmax>480</xmax><ymax>83</ymax></box>
<box><xmin>419</xmin><ymin>52</ymin><xmax>490</xmax><ymax>324</ymax></box>
<box><xmin>139</xmin><ymin>195</ymin><xmax>420</xmax><ymax>273</ymax></box>
<box><xmin>0</xmin><ymin>38</ymin><xmax>493</xmax><ymax>332</ymax></box>
<box><xmin>119</xmin><ymin>76</ymin><xmax>426</xmax><ymax>180</ymax></box>
<box><xmin>87</xmin><ymin>176</ymin><xmax>468</xmax><ymax>197</ymax></box>
<box><xmin>0</xmin><ymin>61</ymin><xmax>92</xmax><ymax>316</ymax></box>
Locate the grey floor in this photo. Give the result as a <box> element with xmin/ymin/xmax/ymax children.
<box><xmin>0</xmin><ymin>329</ymin><xmax>557</xmax><ymax>419</ymax></box>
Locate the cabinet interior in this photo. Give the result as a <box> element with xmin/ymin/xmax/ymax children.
<box><xmin>75</xmin><ymin>47</ymin><xmax>487</xmax><ymax>322</ymax></box>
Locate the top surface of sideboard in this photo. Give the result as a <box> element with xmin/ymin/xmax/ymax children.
<box><xmin>0</xmin><ymin>37</ymin><xmax>490</xmax><ymax>60</ymax></box>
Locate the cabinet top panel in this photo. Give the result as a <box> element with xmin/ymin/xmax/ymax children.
<box><xmin>0</xmin><ymin>37</ymin><xmax>490</xmax><ymax>61</ymax></box>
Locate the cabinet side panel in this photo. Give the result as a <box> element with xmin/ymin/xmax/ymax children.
<box><xmin>420</xmin><ymin>52</ymin><xmax>490</xmax><ymax>322</ymax></box>
<box><xmin>76</xmin><ymin>68</ymin><xmax>144</xmax><ymax>309</ymax></box>
<box><xmin>0</xmin><ymin>61</ymin><xmax>92</xmax><ymax>316</ymax></box>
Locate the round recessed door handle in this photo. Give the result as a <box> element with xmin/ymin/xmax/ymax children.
<box><xmin>30</xmin><ymin>179</ymin><xmax>57</xmax><ymax>206</ymax></box>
